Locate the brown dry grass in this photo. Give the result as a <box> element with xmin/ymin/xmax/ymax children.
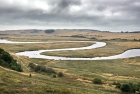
<box><xmin>86</xmin><ymin>32</ymin><xmax>140</xmax><ymax>40</ymax></box>
<box><xmin>43</xmin><ymin>41</ymin><xmax>140</xmax><ymax>58</ymax></box>
<box><xmin>0</xmin><ymin>42</ymin><xmax>93</xmax><ymax>53</ymax></box>
<box><xmin>1</xmin><ymin>29</ymin><xmax>140</xmax><ymax>40</ymax></box>
<box><xmin>0</xmin><ymin>29</ymin><xmax>90</xmax><ymax>36</ymax></box>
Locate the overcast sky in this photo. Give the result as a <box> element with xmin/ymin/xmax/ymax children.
<box><xmin>0</xmin><ymin>0</ymin><xmax>140</xmax><ymax>31</ymax></box>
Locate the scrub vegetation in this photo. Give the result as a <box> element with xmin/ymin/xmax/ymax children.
<box><xmin>0</xmin><ymin>48</ymin><xmax>22</xmax><ymax>72</ymax></box>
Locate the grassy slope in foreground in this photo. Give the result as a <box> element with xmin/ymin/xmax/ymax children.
<box><xmin>0</xmin><ymin>66</ymin><xmax>120</xmax><ymax>94</ymax></box>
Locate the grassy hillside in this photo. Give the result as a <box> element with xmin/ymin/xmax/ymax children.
<box><xmin>0</xmin><ymin>63</ymin><xmax>120</xmax><ymax>94</ymax></box>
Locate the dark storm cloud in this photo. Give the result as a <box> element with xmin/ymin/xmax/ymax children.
<box><xmin>49</xmin><ymin>0</ymin><xmax>81</xmax><ymax>15</ymax></box>
<box><xmin>0</xmin><ymin>0</ymin><xmax>140</xmax><ymax>31</ymax></box>
<box><xmin>57</xmin><ymin>0</ymin><xmax>81</xmax><ymax>9</ymax></box>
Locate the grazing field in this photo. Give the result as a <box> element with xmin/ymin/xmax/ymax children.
<box><xmin>0</xmin><ymin>32</ymin><xmax>140</xmax><ymax>94</ymax></box>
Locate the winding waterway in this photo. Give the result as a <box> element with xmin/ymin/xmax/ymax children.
<box><xmin>0</xmin><ymin>39</ymin><xmax>140</xmax><ymax>60</ymax></box>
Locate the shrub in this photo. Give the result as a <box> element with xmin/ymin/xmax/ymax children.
<box><xmin>28</xmin><ymin>63</ymin><xmax>56</xmax><ymax>74</ymax></box>
<box><xmin>52</xmin><ymin>74</ymin><xmax>57</xmax><ymax>78</ymax></box>
<box><xmin>29</xmin><ymin>74</ymin><xmax>32</xmax><ymax>77</ymax></box>
<box><xmin>57</xmin><ymin>72</ymin><xmax>64</xmax><ymax>77</ymax></box>
<box><xmin>115</xmin><ymin>82</ymin><xmax>140</xmax><ymax>93</ymax></box>
<box><xmin>40</xmin><ymin>66</ymin><xmax>47</xmax><ymax>72</ymax></box>
<box><xmin>90</xmin><ymin>37</ymin><xmax>96</xmax><ymax>39</ymax></box>
<box><xmin>120</xmin><ymin>84</ymin><xmax>131</xmax><ymax>92</ymax></box>
<box><xmin>28</xmin><ymin>63</ymin><xmax>36</xmax><ymax>69</ymax></box>
<box><xmin>0</xmin><ymin>48</ymin><xmax>23</xmax><ymax>72</ymax></box>
<box><xmin>45</xmin><ymin>30</ymin><xmax>54</xmax><ymax>33</ymax></box>
<box><xmin>113</xmin><ymin>82</ymin><xmax>121</xmax><ymax>89</ymax></box>
<box><xmin>46</xmin><ymin>68</ymin><xmax>56</xmax><ymax>74</ymax></box>
<box><xmin>34</xmin><ymin>65</ymin><xmax>41</xmax><ymax>72</ymax></box>
<box><xmin>128</xmin><ymin>82</ymin><xmax>140</xmax><ymax>93</ymax></box>
<box><xmin>92</xmin><ymin>78</ymin><xmax>102</xmax><ymax>84</ymax></box>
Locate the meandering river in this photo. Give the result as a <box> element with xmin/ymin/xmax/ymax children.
<box><xmin>0</xmin><ymin>39</ymin><xmax>140</xmax><ymax>60</ymax></box>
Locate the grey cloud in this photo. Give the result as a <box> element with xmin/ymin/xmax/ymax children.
<box><xmin>57</xmin><ymin>0</ymin><xmax>81</xmax><ymax>8</ymax></box>
<box><xmin>50</xmin><ymin>0</ymin><xmax>81</xmax><ymax>15</ymax></box>
<box><xmin>0</xmin><ymin>0</ymin><xmax>140</xmax><ymax>31</ymax></box>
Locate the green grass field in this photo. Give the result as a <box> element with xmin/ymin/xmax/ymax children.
<box><xmin>0</xmin><ymin>35</ymin><xmax>140</xmax><ymax>94</ymax></box>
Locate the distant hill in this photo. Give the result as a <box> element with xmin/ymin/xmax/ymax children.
<box><xmin>0</xmin><ymin>29</ymin><xmax>100</xmax><ymax>36</ymax></box>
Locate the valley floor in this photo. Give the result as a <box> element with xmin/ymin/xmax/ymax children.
<box><xmin>0</xmin><ymin>34</ymin><xmax>140</xmax><ymax>94</ymax></box>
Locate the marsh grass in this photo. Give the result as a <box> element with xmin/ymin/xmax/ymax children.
<box><xmin>0</xmin><ymin>36</ymin><xmax>89</xmax><ymax>42</ymax></box>
<box><xmin>42</xmin><ymin>41</ymin><xmax>140</xmax><ymax>58</ymax></box>
<box><xmin>48</xmin><ymin>58</ymin><xmax>140</xmax><ymax>81</ymax></box>
<box><xmin>0</xmin><ymin>42</ymin><xmax>93</xmax><ymax>53</ymax></box>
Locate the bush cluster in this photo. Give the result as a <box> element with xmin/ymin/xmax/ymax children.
<box><xmin>28</xmin><ymin>63</ymin><xmax>56</xmax><ymax>74</ymax></box>
<box><xmin>115</xmin><ymin>82</ymin><xmax>140</xmax><ymax>93</ymax></box>
<box><xmin>0</xmin><ymin>48</ymin><xmax>23</xmax><ymax>72</ymax></box>
<box><xmin>57</xmin><ymin>72</ymin><xmax>64</xmax><ymax>77</ymax></box>
<box><xmin>45</xmin><ymin>29</ymin><xmax>54</xmax><ymax>33</ymax></box>
<box><xmin>92</xmin><ymin>78</ymin><xmax>102</xmax><ymax>84</ymax></box>
<box><xmin>28</xmin><ymin>63</ymin><xmax>65</xmax><ymax>77</ymax></box>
